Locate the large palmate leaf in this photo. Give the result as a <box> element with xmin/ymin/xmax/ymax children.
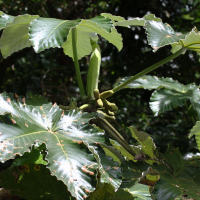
<box><xmin>145</xmin><ymin>20</ymin><xmax>186</xmax><ymax>52</ymax></box>
<box><xmin>153</xmin><ymin>146</ymin><xmax>200</xmax><ymax>200</ymax></box>
<box><xmin>29</xmin><ymin>17</ymin><xmax>82</xmax><ymax>53</ymax></box>
<box><xmin>62</xmin><ymin>17</ymin><xmax>122</xmax><ymax>60</ymax></box>
<box><xmin>0</xmin><ymin>93</ymin><xmax>106</xmax><ymax>200</ymax></box>
<box><xmin>171</xmin><ymin>27</ymin><xmax>200</xmax><ymax>54</ymax></box>
<box><xmin>129</xmin><ymin>127</ymin><xmax>156</xmax><ymax>165</ymax></box>
<box><xmin>0</xmin><ymin>163</ymin><xmax>73</xmax><ymax>200</ymax></box>
<box><xmin>0</xmin><ymin>14</ymin><xmax>39</xmax><ymax>58</ymax></box>
<box><xmin>188</xmin><ymin>121</ymin><xmax>200</xmax><ymax>151</ymax></box>
<box><xmin>0</xmin><ymin>11</ymin><xmax>15</xmax><ymax>30</ymax></box>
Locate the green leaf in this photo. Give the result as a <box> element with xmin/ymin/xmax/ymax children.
<box><xmin>100</xmin><ymin>13</ymin><xmax>126</xmax><ymax>25</ymax></box>
<box><xmin>0</xmin><ymin>14</ymin><xmax>39</xmax><ymax>58</ymax></box>
<box><xmin>129</xmin><ymin>127</ymin><xmax>156</xmax><ymax>164</ymax></box>
<box><xmin>0</xmin><ymin>93</ymin><xmax>106</xmax><ymax>200</ymax></box>
<box><xmin>0</xmin><ymin>12</ymin><xmax>15</xmax><ymax>30</ymax></box>
<box><xmin>62</xmin><ymin>18</ymin><xmax>122</xmax><ymax>60</ymax></box>
<box><xmin>88</xmin><ymin>183</ymin><xmax>135</xmax><ymax>200</ymax></box>
<box><xmin>188</xmin><ymin>121</ymin><xmax>200</xmax><ymax>151</ymax></box>
<box><xmin>29</xmin><ymin>17</ymin><xmax>82</xmax><ymax>53</ymax></box>
<box><xmin>128</xmin><ymin>183</ymin><xmax>152</xmax><ymax>200</ymax></box>
<box><xmin>0</xmin><ymin>163</ymin><xmax>72</xmax><ymax>200</ymax></box>
<box><xmin>150</xmin><ymin>86</ymin><xmax>197</xmax><ymax>116</ymax></box>
<box><xmin>153</xmin><ymin>146</ymin><xmax>200</xmax><ymax>200</ymax></box>
<box><xmin>121</xmin><ymin>161</ymin><xmax>150</xmax><ymax>188</ymax></box>
<box><xmin>171</xmin><ymin>27</ymin><xmax>200</xmax><ymax>54</ymax></box>
<box><xmin>88</xmin><ymin>144</ymin><xmax>122</xmax><ymax>190</ymax></box>
<box><xmin>145</xmin><ymin>20</ymin><xmax>186</xmax><ymax>51</ymax></box>
<box><xmin>115</xmin><ymin>14</ymin><xmax>161</xmax><ymax>27</ymax></box>
<box><xmin>114</xmin><ymin>75</ymin><xmax>193</xmax><ymax>91</ymax></box>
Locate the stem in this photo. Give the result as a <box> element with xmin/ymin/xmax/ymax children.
<box><xmin>94</xmin><ymin>117</ymin><xmax>136</xmax><ymax>157</ymax></box>
<box><xmin>72</xmin><ymin>27</ymin><xmax>86</xmax><ymax>100</ymax></box>
<box><xmin>112</xmin><ymin>48</ymin><xmax>186</xmax><ymax>93</ymax></box>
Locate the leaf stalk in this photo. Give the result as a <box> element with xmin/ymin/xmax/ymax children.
<box><xmin>72</xmin><ymin>27</ymin><xmax>86</xmax><ymax>100</ymax></box>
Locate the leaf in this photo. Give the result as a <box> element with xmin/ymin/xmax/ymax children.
<box><xmin>115</xmin><ymin>14</ymin><xmax>161</xmax><ymax>27</ymax></box>
<box><xmin>188</xmin><ymin>121</ymin><xmax>200</xmax><ymax>151</ymax></box>
<box><xmin>145</xmin><ymin>20</ymin><xmax>186</xmax><ymax>52</ymax></box>
<box><xmin>100</xmin><ymin>13</ymin><xmax>126</xmax><ymax>25</ymax></box>
<box><xmin>0</xmin><ymin>14</ymin><xmax>39</xmax><ymax>58</ymax></box>
<box><xmin>0</xmin><ymin>12</ymin><xmax>15</xmax><ymax>30</ymax></box>
<box><xmin>128</xmin><ymin>183</ymin><xmax>152</xmax><ymax>200</ymax></box>
<box><xmin>171</xmin><ymin>27</ymin><xmax>200</xmax><ymax>54</ymax></box>
<box><xmin>0</xmin><ymin>93</ymin><xmax>106</xmax><ymax>200</ymax></box>
<box><xmin>129</xmin><ymin>127</ymin><xmax>157</xmax><ymax>165</ymax></box>
<box><xmin>88</xmin><ymin>183</ymin><xmax>135</xmax><ymax>200</ymax></box>
<box><xmin>150</xmin><ymin>85</ymin><xmax>197</xmax><ymax>116</ymax></box>
<box><xmin>153</xmin><ymin>146</ymin><xmax>200</xmax><ymax>200</ymax></box>
<box><xmin>121</xmin><ymin>160</ymin><xmax>150</xmax><ymax>189</ymax></box>
<box><xmin>29</xmin><ymin>17</ymin><xmax>82</xmax><ymax>53</ymax></box>
<box><xmin>114</xmin><ymin>75</ymin><xmax>193</xmax><ymax>91</ymax></box>
<box><xmin>62</xmin><ymin>18</ymin><xmax>122</xmax><ymax>60</ymax></box>
<box><xmin>0</xmin><ymin>163</ymin><xmax>72</xmax><ymax>200</ymax></box>
<box><xmin>88</xmin><ymin>144</ymin><xmax>122</xmax><ymax>190</ymax></box>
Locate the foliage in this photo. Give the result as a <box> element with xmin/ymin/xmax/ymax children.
<box><xmin>0</xmin><ymin>6</ymin><xmax>200</xmax><ymax>200</ymax></box>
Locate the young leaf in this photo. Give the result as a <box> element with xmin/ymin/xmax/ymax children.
<box><xmin>29</xmin><ymin>17</ymin><xmax>82</xmax><ymax>53</ymax></box>
<box><xmin>0</xmin><ymin>11</ymin><xmax>15</xmax><ymax>30</ymax></box>
<box><xmin>0</xmin><ymin>163</ymin><xmax>72</xmax><ymax>200</ymax></box>
<box><xmin>145</xmin><ymin>20</ymin><xmax>186</xmax><ymax>52</ymax></box>
<box><xmin>100</xmin><ymin>13</ymin><xmax>126</xmax><ymax>26</ymax></box>
<box><xmin>0</xmin><ymin>93</ymin><xmax>106</xmax><ymax>200</ymax></box>
<box><xmin>0</xmin><ymin>14</ymin><xmax>39</xmax><ymax>58</ymax></box>
<box><xmin>188</xmin><ymin>121</ymin><xmax>200</xmax><ymax>151</ymax></box>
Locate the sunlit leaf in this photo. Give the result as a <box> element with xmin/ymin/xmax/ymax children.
<box><xmin>0</xmin><ymin>93</ymin><xmax>106</xmax><ymax>200</ymax></box>
<box><xmin>145</xmin><ymin>20</ymin><xmax>186</xmax><ymax>51</ymax></box>
<box><xmin>0</xmin><ymin>14</ymin><xmax>39</xmax><ymax>58</ymax></box>
<box><xmin>0</xmin><ymin>163</ymin><xmax>72</xmax><ymax>200</ymax></box>
<box><xmin>29</xmin><ymin>17</ymin><xmax>82</xmax><ymax>53</ymax></box>
<box><xmin>101</xmin><ymin>13</ymin><xmax>126</xmax><ymax>25</ymax></box>
<box><xmin>128</xmin><ymin>183</ymin><xmax>152</xmax><ymax>200</ymax></box>
<box><xmin>0</xmin><ymin>11</ymin><xmax>15</xmax><ymax>30</ymax></box>
<box><xmin>171</xmin><ymin>27</ymin><xmax>200</xmax><ymax>54</ymax></box>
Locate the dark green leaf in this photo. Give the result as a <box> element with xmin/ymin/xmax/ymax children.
<box><xmin>0</xmin><ymin>163</ymin><xmax>72</xmax><ymax>200</ymax></box>
<box><xmin>188</xmin><ymin>121</ymin><xmax>200</xmax><ymax>151</ymax></box>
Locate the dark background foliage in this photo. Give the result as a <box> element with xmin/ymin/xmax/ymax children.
<box><xmin>1</xmin><ymin>0</ymin><xmax>200</xmax><ymax>154</ymax></box>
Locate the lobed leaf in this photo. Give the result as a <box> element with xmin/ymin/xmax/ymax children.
<box><xmin>0</xmin><ymin>93</ymin><xmax>106</xmax><ymax>200</ymax></box>
<box><xmin>0</xmin><ymin>14</ymin><xmax>39</xmax><ymax>58</ymax></box>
